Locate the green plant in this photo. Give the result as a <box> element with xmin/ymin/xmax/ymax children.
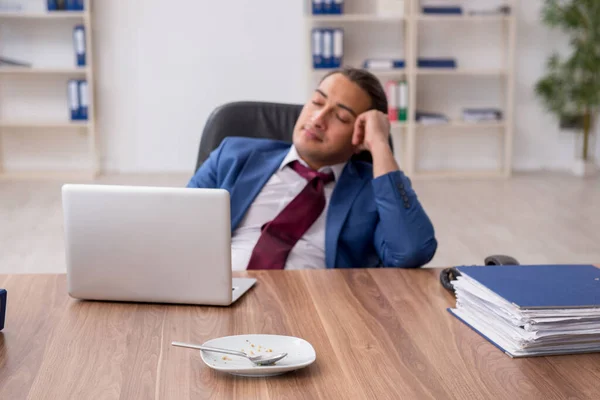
<box><xmin>535</xmin><ymin>0</ymin><xmax>600</xmax><ymax>161</ymax></box>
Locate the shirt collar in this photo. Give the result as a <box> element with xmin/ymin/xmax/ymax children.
<box><xmin>279</xmin><ymin>145</ymin><xmax>347</xmax><ymax>182</ymax></box>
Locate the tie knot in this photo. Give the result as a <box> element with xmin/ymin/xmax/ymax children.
<box><xmin>289</xmin><ymin>160</ymin><xmax>335</xmax><ymax>184</ymax></box>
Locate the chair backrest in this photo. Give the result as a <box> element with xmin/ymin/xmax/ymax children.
<box><xmin>194</xmin><ymin>101</ymin><xmax>393</xmax><ymax>172</ymax></box>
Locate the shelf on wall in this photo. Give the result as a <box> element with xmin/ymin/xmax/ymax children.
<box><xmin>416</xmin><ymin>121</ymin><xmax>505</xmax><ymax>129</ymax></box>
<box><xmin>0</xmin><ymin>66</ymin><xmax>88</xmax><ymax>75</ymax></box>
<box><xmin>416</xmin><ymin>68</ymin><xmax>507</xmax><ymax>76</ymax></box>
<box><xmin>306</xmin><ymin>14</ymin><xmax>405</xmax><ymax>22</ymax></box>
<box><xmin>416</xmin><ymin>15</ymin><xmax>511</xmax><ymax>22</ymax></box>
<box><xmin>0</xmin><ymin>11</ymin><xmax>87</xmax><ymax>19</ymax></box>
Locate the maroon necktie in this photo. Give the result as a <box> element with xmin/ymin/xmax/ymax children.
<box><xmin>246</xmin><ymin>160</ymin><xmax>335</xmax><ymax>270</ymax></box>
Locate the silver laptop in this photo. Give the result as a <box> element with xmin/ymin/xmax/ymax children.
<box><xmin>61</xmin><ymin>184</ymin><xmax>256</xmax><ymax>306</ymax></box>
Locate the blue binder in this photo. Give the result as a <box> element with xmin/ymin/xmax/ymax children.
<box><xmin>68</xmin><ymin>80</ymin><xmax>80</xmax><ymax>120</ymax></box>
<box><xmin>47</xmin><ymin>0</ymin><xmax>58</xmax><ymax>10</ymax></box>
<box><xmin>418</xmin><ymin>58</ymin><xmax>456</xmax><ymax>68</ymax></box>
<box><xmin>0</xmin><ymin>289</ymin><xmax>6</xmax><ymax>331</ymax></box>
<box><xmin>73</xmin><ymin>25</ymin><xmax>86</xmax><ymax>67</ymax></box>
<box><xmin>422</xmin><ymin>6</ymin><xmax>462</xmax><ymax>15</ymax></box>
<box><xmin>323</xmin><ymin>0</ymin><xmax>333</xmax><ymax>14</ymax></box>
<box><xmin>78</xmin><ymin>80</ymin><xmax>88</xmax><ymax>120</ymax></box>
<box><xmin>76</xmin><ymin>0</ymin><xmax>84</xmax><ymax>10</ymax></box>
<box><xmin>65</xmin><ymin>0</ymin><xmax>77</xmax><ymax>10</ymax></box>
<box><xmin>455</xmin><ymin>264</ymin><xmax>600</xmax><ymax>309</ymax></box>
<box><xmin>312</xmin><ymin>0</ymin><xmax>323</xmax><ymax>15</ymax></box>
<box><xmin>332</xmin><ymin>0</ymin><xmax>343</xmax><ymax>14</ymax></box>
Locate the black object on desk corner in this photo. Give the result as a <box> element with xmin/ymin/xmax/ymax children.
<box><xmin>440</xmin><ymin>255</ymin><xmax>521</xmax><ymax>295</ymax></box>
<box><xmin>0</xmin><ymin>289</ymin><xmax>6</xmax><ymax>331</ymax></box>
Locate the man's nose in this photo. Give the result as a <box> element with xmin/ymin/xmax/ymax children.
<box><xmin>312</xmin><ymin>108</ymin><xmax>328</xmax><ymax>130</ymax></box>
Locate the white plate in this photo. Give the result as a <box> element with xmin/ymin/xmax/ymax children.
<box><xmin>199</xmin><ymin>334</ymin><xmax>316</xmax><ymax>377</ymax></box>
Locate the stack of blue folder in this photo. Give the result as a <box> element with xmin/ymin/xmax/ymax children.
<box><xmin>448</xmin><ymin>264</ymin><xmax>600</xmax><ymax>357</ymax></box>
<box><xmin>312</xmin><ymin>0</ymin><xmax>344</xmax><ymax>15</ymax></box>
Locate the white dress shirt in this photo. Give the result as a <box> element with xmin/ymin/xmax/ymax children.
<box><xmin>231</xmin><ymin>146</ymin><xmax>346</xmax><ymax>271</ymax></box>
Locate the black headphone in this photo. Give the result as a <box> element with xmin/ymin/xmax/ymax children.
<box><xmin>440</xmin><ymin>255</ymin><xmax>520</xmax><ymax>295</ymax></box>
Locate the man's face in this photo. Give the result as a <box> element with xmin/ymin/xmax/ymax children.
<box><xmin>292</xmin><ymin>73</ymin><xmax>372</xmax><ymax>169</ymax></box>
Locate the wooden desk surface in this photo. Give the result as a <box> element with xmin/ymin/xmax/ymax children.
<box><xmin>0</xmin><ymin>269</ymin><xmax>598</xmax><ymax>399</ymax></box>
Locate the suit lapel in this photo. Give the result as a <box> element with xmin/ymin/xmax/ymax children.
<box><xmin>230</xmin><ymin>147</ymin><xmax>289</xmax><ymax>230</ymax></box>
<box><xmin>325</xmin><ymin>162</ymin><xmax>369</xmax><ymax>269</ymax></box>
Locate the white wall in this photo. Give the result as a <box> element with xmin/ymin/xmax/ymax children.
<box><xmin>94</xmin><ymin>0</ymin><xmax>306</xmax><ymax>173</ymax></box>
<box><xmin>2</xmin><ymin>0</ymin><xmax>598</xmax><ymax>173</ymax></box>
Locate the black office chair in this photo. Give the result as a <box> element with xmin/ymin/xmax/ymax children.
<box><xmin>193</xmin><ymin>101</ymin><xmax>393</xmax><ymax>172</ymax></box>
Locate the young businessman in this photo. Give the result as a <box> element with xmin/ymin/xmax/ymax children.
<box><xmin>187</xmin><ymin>67</ymin><xmax>437</xmax><ymax>270</ymax></box>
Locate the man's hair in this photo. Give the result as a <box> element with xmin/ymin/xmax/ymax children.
<box><xmin>321</xmin><ymin>67</ymin><xmax>388</xmax><ymax>114</ymax></box>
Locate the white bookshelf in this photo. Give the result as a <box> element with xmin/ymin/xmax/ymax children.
<box><xmin>0</xmin><ymin>0</ymin><xmax>97</xmax><ymax>180</ymax></box>
<box><xmin>305</xmin><ymin>0</ymin><xmax>518</xmax><ymax>179</ymax></box>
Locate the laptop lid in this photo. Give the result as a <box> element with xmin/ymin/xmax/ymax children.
<box><xmin>62</xmin><ymin>184</ymin><xmax>234</xmax><ymax>305</ymax></box>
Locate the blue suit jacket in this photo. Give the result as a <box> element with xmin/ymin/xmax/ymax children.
<box><xmin>187</xmin><ymin>137</ymin><xmax>437</xmax><ymax>269</ymax></box>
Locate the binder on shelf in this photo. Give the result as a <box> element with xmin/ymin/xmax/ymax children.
<box><xmin>332</xmin><ymin>29</ymin><xmax>343</xmax><ymax>68</ymax></box>
<box><xmin>312</xmin><ymin>0</ymin><xmax>323</xmax><ymax>15</ymax></box>
<box><xmin>68</xmin><ymin>80</ymin><xmax>80</xmax><ymax>121</ymax></box>
<box><xmin>66</xmin><ymin>0</ymin><xmax>77</xmax><ymax>10</ymax></box>
<box><xmin>398</xmin><ymin>80</ymin><xmax>408</xmax><ymax>122</ymax></box>
<box><xmin>418</xmin><ymin>58</ymin><xmax>456</xmax><ymax>68</ymax></box>
<box><xmin>73</xmin><ymin>25</ymin><xmax>86</xmax><ymax>67</ymax></box>
<box><xmin>363</xmin><ymin>59</ymin><xmax>405</xmax><ymax>70</ymax></box>
<box><xmin>422</xmin><ymin>6</ymin><xmax>462</xmax><ymax>15</ymax></box>
<box><xmin>385</xmin><ymin>81</ymin><xmax>398</xmax><ymax>122</ymax></box>
<box><xmin>56</xmin><ymin>0</ymin><xmax>66</xmax><ymax>10</ymax></box>
<box><xmin>332</xmin><ymin>0</ymin><xmax>344</xmax><ymax>14</ymax></box>
<box><xmin>312</xmin><ymin>29</ymin><xmax>324</xmax><ymax>69</ymax></box>
<box><xmin>322</xmin><ymin>29</ymin><xmax>333</xmax><ymax>68</ymax></box>
<box><xmin>323</xmin><ymin>0</ymin><xmax>333</xmax><ymax>14</ymax></box>
<box><xmin>47</xmin><ymin>0</ymin><xmax>58</xmax><ymax>10</ymax></box>
<box><xmin>78</xmin><ymin>80</ymin><xmax>88</xmax><ymax>121</ymax></box>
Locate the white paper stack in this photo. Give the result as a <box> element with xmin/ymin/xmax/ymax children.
<box><xmin>449</xmin><ymin>265</ymin><xmax>600</xmax><ymax>358</ymax></box>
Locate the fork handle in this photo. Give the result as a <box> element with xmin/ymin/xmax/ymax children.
<box><xmin>171</xmin><ymin>341</ymin><xmax>247</xmax><ymax>358</ymax></box>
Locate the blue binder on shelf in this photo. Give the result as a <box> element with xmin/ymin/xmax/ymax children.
<box><xmin>73</xmin><ymin>25</ymin><xmax>86</xmax><ymax>67</ymax></box>
<box><xmin>448</xmin><ymin>264</ymin><xmax>600</xmax><ymax>358</ymax></box>
<box><xmin>418</xmin><ymin>58</ymin><xmax>456</xmax><ymax>68</ymax></box>
<box><xmin>332</xmin><ymin>0</ymin><xmax>343</xmax><ymax>14</ymax></box>
<box><xmin>332</xmin><ymin>29</ymin><xmax>343</xmax><ymax>68</ymax></box>
<box><xmin>422</xmin><ymin>6</ymin><xmax>462</xmax><ymax>15</ymax></box>
<box><xmin>68</xmin><ymin>80</ymin><xmax>80</xmax><ymax>120</ymax></box>
<box><xmin>78</xmin><ymin>80</ymin><xmax>88</xmax><ymax>120</ymax></box>
<box><xmin>323</xmin><ymin>0</ymin><xmax>333</xmax><ymax>14</ymax></box>
<box><xmin>312</xmin><ymin>0</ymin><xmax>323</xmax><ymax>15</ymax></box>
<box><xmin>47</xmin><ymin>0</ymin><xmax>58</xmax><ymax>10</ymax></box>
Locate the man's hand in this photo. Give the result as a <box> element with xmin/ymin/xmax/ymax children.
<box><xmin>352</xmin><ymin>110</ymin><xmax>391</xmax><ymax>152</ymax></box>
<box><xmin>352</xmin><ymin>110</ymin><xmax>399</xmax><ymax>178</ymax></box>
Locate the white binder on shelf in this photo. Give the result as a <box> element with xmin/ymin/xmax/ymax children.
<box><xmin>332</xmin><ymin>29</ymin><xmax>343</xmax><ymax>68</ymax></box>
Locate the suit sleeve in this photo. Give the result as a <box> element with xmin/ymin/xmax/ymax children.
<box><xmin>371</xmin><ymin>171</ymin><xmax>437</xmax><ymax>268</ymax></box>
<box><xmin>186</xmin><ymin>139</ymin><xmax>227</xmax><ymax>189</ymax></box>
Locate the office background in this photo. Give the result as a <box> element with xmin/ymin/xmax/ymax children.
<box><xmin>1</xmin><ymin>0</ymin><xmax>599</xmax><ymax>274</ymax></box>
<box><xmin>1</xmin><ymin>0</ymin><xmax>599</xmax><ymax>173</ymax></box>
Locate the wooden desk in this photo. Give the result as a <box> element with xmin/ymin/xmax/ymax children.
<box><xmin>0</xmin><ymin>269</ymin><xmax>598</xmax><ymax>399</ymax></box>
